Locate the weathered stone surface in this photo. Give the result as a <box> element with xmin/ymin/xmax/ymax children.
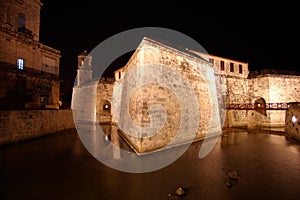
<box><xmin>285</xmin><ymin>103</ymin><xmax>300</xmax><ymax>141</ymax></box>
<box><xmin>247</xmin><ymin>75</ymin><xmax>300</xmax><ymax>128</ymax></box>
<box><xmin>0</xmin><ymin>109</ymin><xmax>75</xmax><ymax>145</ymax></box>
<box><xmin>111</xmin><ymin>38</ymin><xmax>222</xmax><ymax>153</ymax></box>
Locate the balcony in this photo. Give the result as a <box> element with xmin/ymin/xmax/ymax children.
<box><xmin>18</xmin><ymin>27</ymin><xmax>32</xmax><ymax>35</ymax></box>
<box><xmin>0</xmin><ymin>62</ymin><xmax>59</xmax><ymax>80</ymax></box>
<box><xmin>17</xmin><ymin>27</ymin><xmax>34</xmax><ymax>40</ymax></box>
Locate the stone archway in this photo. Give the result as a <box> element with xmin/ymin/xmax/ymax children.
<box><xmin>248</xmin><ymin>97</ymin><xmax>270</xmax><ymax>128</ymax></box>
<box><xmin>97</xmin><ymin>99</ymin><xmax>113</xmax><ymax>146</ymax></box>
<box><xmin>254</xmin><ymin>97</ymin><xmax>267</xmax><ymax>116</ymax></box>
<box><xmin>97</xmin><ymin>99</ymin><xmax>112</xmax><ymax>122</ymax></box>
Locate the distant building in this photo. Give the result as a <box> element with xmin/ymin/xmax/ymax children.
<box><xmin>0</xmin><ymin>0</ymin><xmax>61</xmax><ymax>109</ymax></box>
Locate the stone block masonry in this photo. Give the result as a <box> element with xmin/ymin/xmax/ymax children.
<box><xmin>112</xmin><ymin>38</ymin><xmax>222</xmax><ymax>153</ymax></box>
<box><xmin>0</xmin><ymin>109</ymin><xmax>75</xmax><ymax>145</ymax></box>
<box><xmin>285</xmin><ymin>103</ymin><xmax>300</xmax><ymax>141</ymax></box>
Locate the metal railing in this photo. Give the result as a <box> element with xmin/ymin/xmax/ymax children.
<box><xmin>226</xmin><ymin>102</ymin><xmax>289</xmax><ymax>110</ymax></box>
<box><xmin>0</xmin><ymin>62</ymin><xmax>59</xmax><ymax>80</ymax></box>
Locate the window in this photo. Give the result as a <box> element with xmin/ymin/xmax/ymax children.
<box><xmin>209</xmin><ymin>58</ymin><xmax>214</xmax><ymax>64</ymax></box>
<box><xmin>118</xmin><ymin>71</ymin><xmax>121</xmax><ymax>79</ymax></box>
<box><xmin>18</xmin><ymin>13</ymin><xmax>26</xmax><ymax>31</ymax></box>
<box><xmin>230</xmin><ymin>62</ymin><xmax>234</xmax><ymax>72</ymax></box>
<box><xmin>239</xmin><ymin>64</ymin><xmax>243</xmax><ymax>74</ymax></box>
<box><xmin>42</xmin><ymin>56</ymin><xmax>57</xmax><ymax>74</ymax></box>
<box><xmin>41</xmin><ymin>96</ymin><xmax>48</xmax><ymax>105</ymax></box>
<box><xmin>17</xmin><ymin>58</ymin><xmax>24</xmax><ymax>70</ymax></box>
<box><xmin>220</xmin><ymin>60</ymin><xmax>225</xmax><ymax>71</ymax></box>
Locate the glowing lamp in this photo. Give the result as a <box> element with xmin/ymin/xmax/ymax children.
<box><xmin>292</xmin><ymin>115</ymin><xmax>297</xmax><ymax>123</ymax></box>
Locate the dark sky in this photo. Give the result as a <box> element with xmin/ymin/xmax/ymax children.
<box><xmin>39</xmin><ymin>0</ymin><xmax>299</xmax><ymax>97</ymax></box>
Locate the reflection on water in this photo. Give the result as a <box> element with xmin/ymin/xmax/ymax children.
<box><xmin>1</xmin><ymin>125</ymin><xmax>300</xmax><ymax>199</ymax></box>
<box><xmin>75</xmin><ymin>123</ymin><xmax>134</xmax><ymax>160</ymax></box>
<box><xmin>77</xmin><ymin>124</ymin><xmax>299</xmax><ymax>173</ymax></box>
<box><xmin>77</xmin><ymin>123</ymin><xmax>300</xmax><ymax>160</ymax></box>
<box><xmin>77</xmin><ymin>123</ymin><xmax>223</xmax><ymax>160</ymax></box>
<box><xmin>76</xmin><ymin>123</ymin><xmax>296</xmax><ymax>161</ymax></box>
<box><xmin>76</xmin><ymin>122</ymin><xmax>207</xmax><ymax>173</ymax></box>
<box><xmin>77</xmin><ymin>123</ymin><xmax>248</xmax><ymax>165</ymax></box>
<box><xmin>221</xmin><ymin>130</ymin><xmax>248</xmax><ymax>146</ymax></box>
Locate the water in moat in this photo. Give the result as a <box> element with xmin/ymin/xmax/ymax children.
<box><xmin>1</xmin><ymin>126</ymin><xmax>300</xmax><ymax>200</ymax></box>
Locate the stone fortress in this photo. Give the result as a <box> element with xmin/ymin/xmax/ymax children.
<box><xmin>72</xmin><ymin>37</ymin><xmax>300</xmax><ymax>154</ymax></box>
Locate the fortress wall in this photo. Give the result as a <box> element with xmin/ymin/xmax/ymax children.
<box><xmin>285</xmin><ymin>103</ymin><xmax>300</xmax><ymax>141</ymax></box>
<box><xmin>0</xmin><ymin>109</ymin><xmax>74</xmax><ymax>145</ymax></box>
<box><xmin>225</xmin><ymin>77</ymin><xmax>249</xmax><ymax>127</ymax></box>
<box><xmin>268</xmin><ymin>75</ymin><xmax>300</xmax><ymax>103</ymax></box>
<box><xmin>71</xmin><ymin>82</ymin><xmax>98</xmax><ymax>123</ymax></box>
<box><xmin>268</xmin><ymin>75</ymin><xmax>300</xmax><ymax>127</ymax></box>
<box><xmin>246</xmin><ymin>75</ymin><xmax>300</xmax><ymax>128</ymax></box>
<box><xmin>247</xmin><ymin>76</ymin><xmax>271</xmax><ymax>127</ymax></box>
<box><xmin>113</xmin><ymin>38</ymin><xmax>222</xmax><ymax>153</ymax></box>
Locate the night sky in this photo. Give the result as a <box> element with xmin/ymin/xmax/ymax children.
<box><xmin>39</xmin><ymin>0</ymin><xmax>299</xmax><ymax>103</ymax></box>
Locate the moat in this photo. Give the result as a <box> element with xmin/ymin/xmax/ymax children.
<box><xmin>1</xmin><ymin>128</ymin><xmax>300</xmax><ymax>200</ymax></box>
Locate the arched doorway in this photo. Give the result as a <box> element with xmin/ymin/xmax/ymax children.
<box><xmin>97</xmin><ymin>99</ymin><xmax>112</xmax><ymax>123</ymax></box>
<box><xmin>97</xmin><ymin>99</ymin><xmax>112</xmax><ymax>142</ymax></box>
<box><xmin>254</xmin><ymin>97</ymin><xmax>267</xmax><ymax>116</ymax></box>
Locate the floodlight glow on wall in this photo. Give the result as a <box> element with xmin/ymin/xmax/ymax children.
<box><xmin>292</xmin><ymin>115</ymin><xmax>297</xmax><ymax>123</ymax></box>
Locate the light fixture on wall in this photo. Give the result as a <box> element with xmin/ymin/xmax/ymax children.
<box><xmin>292</xmin><ymin>115</ymin><xmax>297</xmax><ymax>123</ymax></box>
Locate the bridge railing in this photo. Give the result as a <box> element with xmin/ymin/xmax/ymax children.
<box><xmin>226</xmin><ymin>103</ymin><xmax>289</xmax><ymax>110</ymax></box>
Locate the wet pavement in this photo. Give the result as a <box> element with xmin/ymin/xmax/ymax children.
<box><xmin>1</xmin><ymin>128</ymin><xmax>300</xmax><ymax>200</ymax></box>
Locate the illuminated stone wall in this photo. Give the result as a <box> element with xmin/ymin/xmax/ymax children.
<box><xmin>112</xmin><ymin>38</ymin><xmax>222</xmax><ymax>153</ymax></box>
<box><xmin>72</xmin><ymin>82</ymin><xmax>98</xmax><ymax>123</ymax></box>
<box><xmin>247</xmin><ymin>76</ymin><xmax>271</xmax><ymax>128</ymax></box>
<box><xmin>0</xmin><ymin>109</ymin><xmax>75</xmax><ymax>145</ymax></box>
<box><xmin>268</xmin><ymin>75</ymin><xmax>300</xmax><ymax>102</ymax></box>
<box><xmin>190</xmin><ymin>50</ymin><xmax>249</xmax><ymax>78</ymax></box>
<box><xmin>285</xmin><ymin>103</ymin><xmax>300</xmax><ymax>141</ymax></box>
<box><xmin>72</xmin><ymin>78</ymin><xmax>114</xmax><ymax>124</ymax></box>
<box><xmin>247</xmin><ymin>75</ymin><xmax>300</xmax><ymax>128</ymax></box>
<box><xmin>269</xmin><ymin>75</ymin><xmax>300</xmax><ymax>127</ymax></box>
<box><xmin>225</xmin><ymin>77</ymin><xmax>249</xmax><ymax>127</ymax></box>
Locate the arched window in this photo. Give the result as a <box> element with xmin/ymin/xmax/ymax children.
<box><xmin>18</xmin><ymin>13</ymin><xmax>26</xmax><ymax>31</ymax></box>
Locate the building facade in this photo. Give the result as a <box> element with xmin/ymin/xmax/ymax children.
<box><xmin>0</xmin><ymin>0</ymin><xmax>61</xmax><ymax>109</ymax></box>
